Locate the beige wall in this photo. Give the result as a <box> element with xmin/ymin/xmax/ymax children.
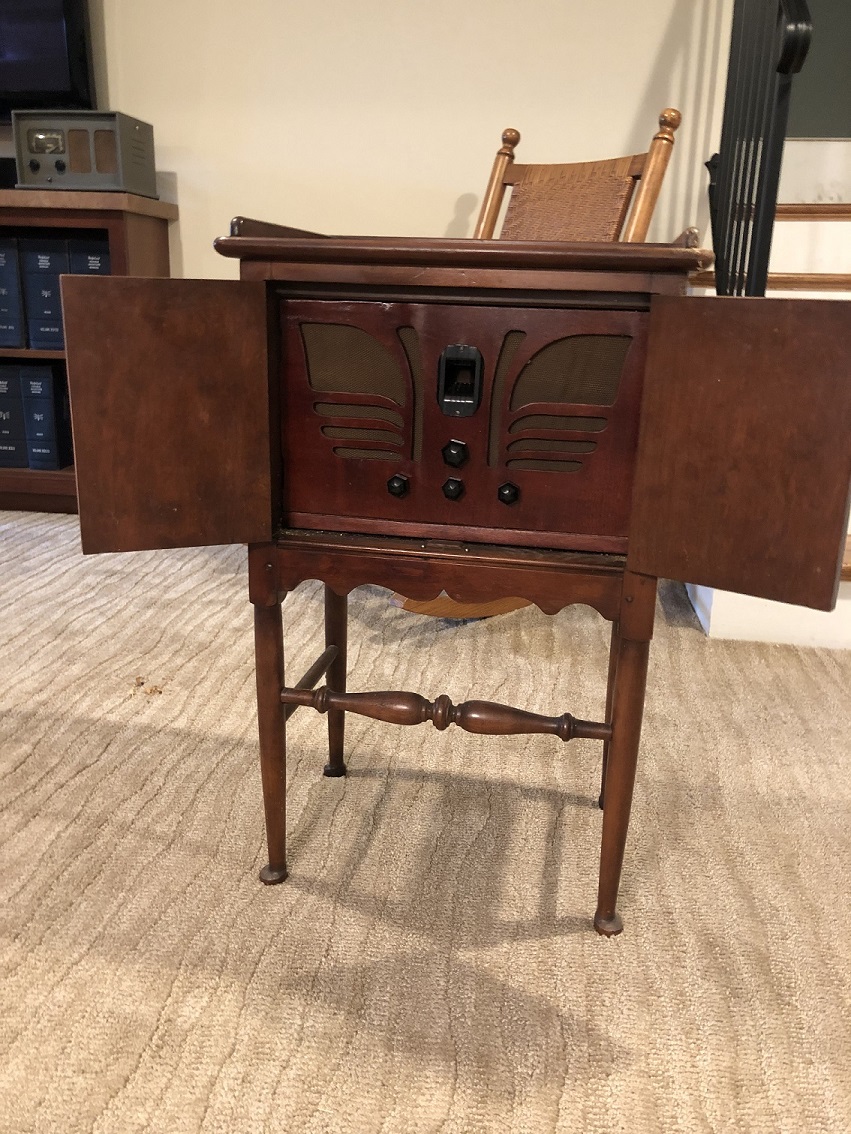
<box><xmin>87</xmin><ymin>0</ymin><xmax>731</xmax><ymax>279</ymax></box>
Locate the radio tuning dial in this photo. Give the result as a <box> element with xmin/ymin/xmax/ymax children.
<box><xmin>442</xmin><ymin>478</ymin><xmax>465</xmax><ymax>501</ymax></box>
<box><xmin>441</xmin><ymin>439</ymin><xmax>469</xmax><ymax>468</ymax></box>
<box><xmin>387</xmin><ymin>473</ymin><xmax>409</xmax><ymax>498</ymax></box>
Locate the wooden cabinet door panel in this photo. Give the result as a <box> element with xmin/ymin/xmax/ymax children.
<box><xmin>62</xmin><ymin>276</ymin><xmax>273</xmax><ymax>553</ymax></box>
<box><xmin>629</xmin><ymin>296</ymin><xmax>851</xmax><ymax>610</ymax></box>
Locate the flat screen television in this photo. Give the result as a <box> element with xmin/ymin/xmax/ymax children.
<box><xmin>0</xmin><ymin>0</ymin><xmax>95</xmax><ymax>119</ymax></box>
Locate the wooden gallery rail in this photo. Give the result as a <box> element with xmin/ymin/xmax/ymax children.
<box><xmin>60</xmin><ymin>234</ymin><xmax>851</xmax><ymax>936</ymax></box>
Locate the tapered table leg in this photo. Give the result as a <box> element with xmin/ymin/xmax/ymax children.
<box><xmin>599</xmin><ymin>619</ymin><xmax>621</xmax><ymax>810</ymax></box>
<box><xmin>594</xmin><ymin>635</ymin><xmax>650</xmax><ymax>936</ymax></box>
<box><xmin>323</xmin><ymin>586</ymin><xmax>348</xmax><ymax>777</ymax></box>
<box><xmin>254</xmin><ymin>601</ymin><xmax>288</xmax><ymax>884</ymax></box>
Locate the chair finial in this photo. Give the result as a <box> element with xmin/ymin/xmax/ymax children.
<box><xmin>500</xmin><ymin>128</ymin><xmax>521</xmax><ymax>157</ymax></box>
<box><xmin>656</xmin><ymin>108</ymin><xmax>682</xmax><ymax>140</ymax></box>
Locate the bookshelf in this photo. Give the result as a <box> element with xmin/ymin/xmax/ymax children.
<box><xmin>0</xmin><ymin>189</ymin><xmax>178</xmax><ymax>513</ymax></box>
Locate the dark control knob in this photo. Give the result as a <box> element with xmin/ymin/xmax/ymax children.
<box><xmin>441</xmin><ymin>439</ymin><xmax>469</xmax><ymax>468</ymax></box>
<box><xmin>497</xmin><ymin>482</ymin><xmax>520</xmax><ymax>505</ymax></box>
<box><xmin>387</xmin><ymin>473</ymin><xmax>409</xmax><ymax>498</ymax></box>
<box><xmin>442</xmin><ymin>477</ymin><xmax>464</xmax><ymax>500</ymax></box>
<box><xmin>55</xmin><ymin>159</ymin><xmax>66</xmax><ymax>173</ymax></box>
<box><xmin>29</xmin><ymin>159</ymin><xmax>40</xmax><ymax>173</ymax></box>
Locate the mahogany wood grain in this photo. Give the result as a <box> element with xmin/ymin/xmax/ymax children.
<box><xmin>216</xmin><ymin>235</ymin><xmax>710</xmax><ymax>275</ymax></box>
<box><xmin>250</xmin><ymin>268</ymin><xmax>687</xmax><ymax>307</ymax></box>
<box><xmin>599</xmin><ymin>620</ymin><xmax>621</xmax><ymax>809</ymax></box>
<box><xmin>284</xmin><ymin>645</ymin><xmax>339</xmax><ymax>722</ymax></box>
<box><xmin>57</xmin><ymin>232</ymin><xmax>738</xmax><ymax>935</ymax></box>
<box><xmin>255</xmin><ymin>601</ymin><xmax>288</xmax><ymax>884</ymax></box>
<box><xmin>260</xmin><ymin>523</ymin><xmax>657</xmax><ymax>931</ymax></box>
<box><xmin>280</xmin><ymin>685</ymin><xmax>612</xmax><ymax>742</ymax></box>
<box><xmin>274</xmin><ymin>529</ymin><xmax>626</xmax><ymax>568</ymax></box>
<box><xmin>62</xmin><ymin>276</ymin><xmax>273</xmax><ymax>553</ymax></box>
<box><xmin>53</xmin><ymin>208</ymin><xmax>851</xmax><ymax>937</ymax></box>
<box><xmin>323</xmin><ymin>588</ymin><xmax>348</xmax><ymax>776</ymax></box>
<box><xmin>282</xmin><ymin>512</ymin><xmax>628</xmax><ymax>555</ymax></box>
<box><xmin>629</xmin><ymin>296</ymin><xmax>851</xmax><ymax>611</ymax></box>
<box><xmin>280</xmin><ymin>299</ymin><xmax>647</xmax><ymax>547</ymax></box>
<box><xmin>391</xmin><ymin>594</ymin><xmax>530</xmax><ymax>618</ymax></box>
<box><xmin>270</xmin><ymin>531</ymin><xmax>626</xmax><ymax>621</ymax></box>
<box><xmin>594</xmin><ymin>635</ymin><xmax>651</xmax><ymax>936</ymax></box>
<box><xmin>247</xmin><ymin>263</ymin><xmax>690</xmax><ymax>299</ymax></box>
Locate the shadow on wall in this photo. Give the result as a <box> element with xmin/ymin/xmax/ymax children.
<box><xmin>450</xmin><ymin>1</ymin><xmax>730</xmax><ymax>245</ymax></box>
<box><xmin>154</xmin><ymin>170</ymin><xmax>184</xmax><ymax>277</ymax></box>
<box><xmin>632</xmin><ymin>0</ymin><xmax>729</xmax><ymax>243</ymax></box>
<box><xmin>87</xmin><ymin>0</ymin><xmax>110</xmax><ymax>109</ymax></box>
<box><xmin>444</xmin><ymin>192</ymin><xmax>479</xmax><ymax>238</ymax></box>
<box><xmin>88</xmin><ymin>2</ymin><xmax>189</xmax><ymax>276</ymax></box>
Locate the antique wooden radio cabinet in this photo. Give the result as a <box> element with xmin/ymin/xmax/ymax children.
<box><xmin>60</xmin><ymin>232</ymin><xmax>851</xmax><ymax>935</ymax></box>
<box><xmin>279</xmin><ymin>297</ymin><xmax>645</xmax><ymax>550</ymax></box>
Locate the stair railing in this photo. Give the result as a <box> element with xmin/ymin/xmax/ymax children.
<box><xmin>707</xmin><ymin>0</ymin><xmax>812</xmax><ymax>296</ymax></box>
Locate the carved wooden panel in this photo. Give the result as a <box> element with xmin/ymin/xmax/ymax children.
<box><xmin>62</xmin><ymin>276</ymin><xmax>272</xmax><ymax>553</ymax></box>
<box><xmin>280</xmin><ymin>299</ymin><xmax>647</xmax><ymax>551</ymax></box>
<box><xmin>629</xmin><ymin>296</ymin><xmax>851</xmax><ymax>610</ymax></box>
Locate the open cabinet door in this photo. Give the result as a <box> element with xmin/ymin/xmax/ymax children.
<box><xmin>629</xmin><ymin>296</ymin><xmax>851</xmax><ymax>610</ymax></box>
<box><xmin>62</xmin><ymin>276</ymin><xmax>273</xmax><ymax>554</ymax></box>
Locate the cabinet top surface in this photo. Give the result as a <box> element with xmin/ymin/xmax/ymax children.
<box><xmin>214</xmin><ymin>234</ymin><xmax>712</xmax><ymax>276</ymax></box>
<box><xmin>0</xmin><ymin>189</ymin><xmax>178</xmax><ymax>220</ymax></box>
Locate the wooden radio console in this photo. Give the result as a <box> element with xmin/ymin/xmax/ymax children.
<box><xmin>60</xmin><ymin>233</ymin><xmax>851</xmax><ymax>934</ymax></box>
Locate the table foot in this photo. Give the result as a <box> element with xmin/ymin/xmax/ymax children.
<box><xmin>593</xmin><ymin>910</ymin><xmax>624</xmax><ymax>937</ymax></box>
<box><xmin>259</xmin><ymin>864</ymin><xmax>289</xmax><ymax>885</ymax></box>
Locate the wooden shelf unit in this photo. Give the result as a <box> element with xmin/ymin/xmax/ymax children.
<box><xmin>0</xmin><ymin>189</ymin><xmax>178</xmax><ymax>514</ymax></box>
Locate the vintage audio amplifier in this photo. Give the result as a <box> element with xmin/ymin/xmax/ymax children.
<box><xmin>13</xmin><ymin>110</ymin><xmax>158</xmax><ymax>198</ymax></box>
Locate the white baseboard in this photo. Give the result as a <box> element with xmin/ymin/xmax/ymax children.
<box><xmin>685</xmin><ymin>583</ymin><xmax>851</xmax><ymax>649</ymax></box>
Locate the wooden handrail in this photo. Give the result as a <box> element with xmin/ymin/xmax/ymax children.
<box><xmin>775</xmin><ymin>203</ymin><xmax>851</xmax><ymax>222</ymax></box>
<box><xmin>690</xmin><ymin>270</ymin><xmax>851</xmax><ymax>292</ymax></box>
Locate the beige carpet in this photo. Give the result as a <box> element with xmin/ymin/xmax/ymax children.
<box><xmin>1</xmin><ymin>510</ymin><xmax>850</xmax><ymax>1134</ymax></box>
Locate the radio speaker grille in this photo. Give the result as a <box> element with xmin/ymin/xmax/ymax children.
<box><xmin>93</xmin><ymin>130</ymin><xmax>118</xmax><ymax>175</ymax></box>
<box><xmin>510</xmin><ymin>334</ymin><xmax>631</xmax><ymax>409</ymax></box>
<box><xmin>301</xmin><ymin>323</ymin><xmax>407</xmax><ymax>403</ymax></box>
<box><xmin>301</xmin><ymin>323</ymin><xmax>414</xmax><ymax>462</ymax></box>
<box><xmin>68</xmin><ymin>130</ymin><xmax>91</xmax><ymax>173</ymax></box>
